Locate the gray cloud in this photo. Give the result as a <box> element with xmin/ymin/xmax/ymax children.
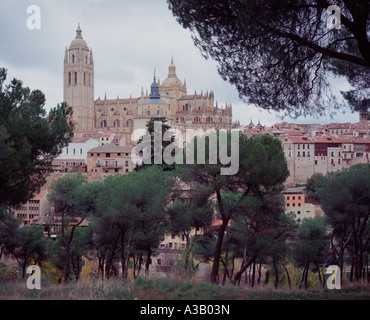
<box><xmin>0</xmin><ymin>0</ymin><xmax>360</xmax><ymax>126</ymax></box>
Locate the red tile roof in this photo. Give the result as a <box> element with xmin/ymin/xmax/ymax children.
<box><xmin>31</xmin><ymin>190</ymin><xmax>48</xmax><ymax>201</ymax></box>
<box><xmin>88</xmin><ymin>144</ymin><xmax>133</xmax><ymax>154</ymax></box>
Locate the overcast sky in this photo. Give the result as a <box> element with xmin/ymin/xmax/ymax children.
<box><xmin>0</xmin><ymin>0</ymin><xmax>360</xmax><ymax>127</ymax></box>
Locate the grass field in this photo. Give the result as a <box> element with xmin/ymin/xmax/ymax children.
<box><xmin>0</xmin><ymin>277</ymin><xmax>369</xmax><ymax>300</ymax></box>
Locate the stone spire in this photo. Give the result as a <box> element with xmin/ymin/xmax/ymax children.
<box><xmin>149</xmin><ymin>70</ymin><xmax>161</xmax><ymax>100</ymax></box>
<box><xmin>168</xmin><ymin>56</ymin><xmax>176</xmax><ymax>77</ymax></box>
<box><xmin>76</xmin><ymin>23</ymin><xmax>82</xmax><ymax>39</ymax></box>
<box><xmin>90</xmin><ymin>48</ymin><xmax>94</xmax><ymax>65</ymax></box>
<box><xmin>64</xmin><ymin>46</ymin><xmax>68</xmax><ymax>63</ymax></box>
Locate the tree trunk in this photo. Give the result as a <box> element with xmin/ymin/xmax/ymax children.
<box><xmin>62</xmin><ymin>218</ymin><xmax>84</xmax><ymax>284</ymax></box>
<box><xmin>257</xmin><ymin>262</ymin><xmax>262</xmax><ymax>286</ymax></box>
<box><xmin>232</xmin><ymin>254</ymin><xmax>257</xmax><ymax>285</ymax></box>
<box><xmin>60</xmin><ymin>222</ymin><xmax>71</xmax><ymax>283</ymax></box>
<box><xmin>64</xmin><ymin>242</ymin><xmax>71</xmax><ymax>283</ymax></box>
<box><xmin>137</xmin><ymin>254</ymin><xmax>143</xmax><ymax>278</ymax></box>
<box><xmin>222</xmin><ymin>229</ymin><xmax>229</xmax><ymax>286</ymax></box>
<box><xmin>124</xmin><ymin>240</ymin><xmax>131</xmax><ymax>280</ymax></box>
<box><xmin>301</xmin><ymin>263</ymin><xmax>308</xmax><ymax>289</ymax></box>
<box><xmin>22</xmin><ymin>261</ymin><xmax>27</xmax><ymax>279</ymax></box>
<box><xmin>105</xmin><ymin>233</ymin><xmax>120</xmax><ymax>279</ymax></box>
<box><xmin>230</xmin><ymin>255</ymin><xmax>235</xmax><ymax>279</ymax></box>
<box><xmin>145</xmin><ymin>246</ymin><xmax>152</xmax><ymax>275</ymax></box>
<box><xmin>120</xmin><ymin>231</ymin><xmax>126</xmax><ymax>279</ymax></box>
<box><xmin>251</xmin><ymin>260</ymin><xmax>256</xmax><ymax>288</ymax></box>
<box><xmin>75</xmin><ymin>258</ymin><xmax>80</xmax><ymax>282</ymax></box>
<box><xmin>365</xmin><ymin>252</ymin><xmax>369</xmax><ymax>285</ymax></box>
<box><xmin>283</xmin><ymin>264</ymin><xmax>291</xmax><ymax>290</ymax></box>
<box><xmin>315</xmin><ymin>263</ymin><xmax>324</xmax><ymax>288</ymax></box>
<box><xmin>99</xmin><ymin>257</ymin><xmax>105</xmax><ymax>280</ymax></box>
<box><xmin>210</xmin><ymin>217</ymin><xmax>229</xmax><ymax>285</ymax></box>
<box><xmin>97</xmin><ymin>256</ymin><xmax>105</xmax><ymax>279</ymax></box>
<box><xmin>244</xmin><ymin>266</ymin><xmax>249</xmax><ymax>285</ymax></box>
<box><xmin>273</xmin><ymin>257</ymin><xmax>279</xmax><ymax>289</ymax></box>
<box><xmin>352</xmin><ymin>218</ymin><xmax>361</xmax><ymax>283</ymax></box>
<box><xmin>184</xmin><ymin>231</ymin><xmax>196</xmax><ymax>272</ymax></box>
<box><xmin>265</xmin><ymin>270</ymin><xmax>270</xmax><ymax>285</ymax></box>
<box><xmin>304</xmin><ymin>263</ymin><xmax>310</xmax><ymax>289</ymax></box>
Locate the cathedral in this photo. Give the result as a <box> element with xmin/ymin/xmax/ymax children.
<box><xmin>63</xmin><ymin>25</ymin><xmax>233</xmax><ymax>138</ymax></box>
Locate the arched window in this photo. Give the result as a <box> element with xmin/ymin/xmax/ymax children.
<box><xmin>113</xmin><ymin>119</ymin><xmax>120</xmax><ymax>127</ymax></box>
<box><xmin>74</xmin><ymin>72</ymin><xmax>77</xmax><ymax>85</ymax></box>
<box><xmin>72</xmin><ymin>54</ymin><xmax>75</xmax><ymax>63</ymax></box>
<box><xmin>147</xmin><ymin>111</ymin><xmax>151</xmax><ymax>116</ymax></box>
<box><xmin>101</xmin><ymin>120</ymin><xmax>107</xmax><ymax>128</ymax></box>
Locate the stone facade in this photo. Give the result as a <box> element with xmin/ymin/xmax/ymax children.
<box><xmin>281</xmin><ymin>135</ymin><xmax>370</xmax><ymax>186</ymax></box>
<box><xmin>64</xmin><ymin>26</ymin><xmax>233</xmax><ymax>135</ymax></box>
<box><xmin>12</xmin><ymin>190</ymin><xmax>49</xmax><ymax>226</ymax></box>
<box><xmin>63</xmin><ymin>24</ymin><xmax>95</xmax><ymax>130</ymax></box>
<box><xmin>87</xmin><ymin>144</ymin><xmax>134</xmax><ymax>175</ymax></box>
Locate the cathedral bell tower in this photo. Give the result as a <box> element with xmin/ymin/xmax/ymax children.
<box><xmin>63</xmin><ymin>24</ymin><xmax>95</xmax><ymax>130</ymax></box>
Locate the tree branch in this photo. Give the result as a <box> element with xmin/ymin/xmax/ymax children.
<box><xmin>268</xmin><ymin>26</ymin><xmax>369</xmax><ymax>67</ymax></box>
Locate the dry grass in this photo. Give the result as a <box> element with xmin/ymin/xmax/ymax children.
<box><xmin>0</xmin><ymin>276</ymin><xmax>369</xmax><ymax>300</ymax></box>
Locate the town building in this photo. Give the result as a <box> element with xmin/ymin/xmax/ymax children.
<box><xmin>282</xmin><ymin>187</ymin><xmax>315</xmax><ymax>221</ymax></box>
<box><xmin>13</xmin><ymin>190</ymin><xmax>49</xmax><ymax>226</ymax></box>
<box><xmin>87</xmin><ymin>144</ymin><xmax>134</xmax><ymax>175</ymax></box>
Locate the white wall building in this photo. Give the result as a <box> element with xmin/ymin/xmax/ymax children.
<box><xmin>57</xmin><ymin>136</ymin><xmax>99</xmax><ymax>163</ymax></box>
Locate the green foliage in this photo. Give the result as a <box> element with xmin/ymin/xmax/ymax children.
<box><xmin>317</xmin><ymin>164</ymin><xmax>370</xmax><ymax>282</ymax></box>
<box><xmin>0</xmin><ymin>265</ymin><xmax>17</xmax><ymax>283</ymax></box>
<box><xmin>0</xmin><ymin>206</ymin><xmax>18</xmax><ymax>260</ymax></box>
<box><xmin>317</xmin><ymin>164</ymin><xmax>370</xmax><ymax>226</ymax></box>
<box><xmin>7</xmin><ymin>224</ymin><xmax>50</xmax><ymax>278</ymax></box>
<box><xmin>237</xmin><ymin>134</ymin><xmax>289</xmax><ymax>194</ymax></box>
<box><xmin>167</xmin><ymin>1</ymin><xmax>369</xmax><ymax>116</ymax></box>
<box><xmin>89</xmin><ymin>166</ymin><xmax>176</xmax><ymax>278</ymax></box>
<box><xmin>0</xmin><ymin>67</ymin><xmax>73</xmax><ymax>207</ymax></box>
<box><xmin>48</xmin><ymin>174</ymin><xmax>101</xmax><ymax>282</ymax></box>
<box><xmin>167</xmin><ymin>194</ymin><xmax>214</xmax><ymax>272</ymax></box>
<box><xmin>293</xmin><ymin>216</ymin><xmax>329</xmax><ymax>267</ymax></box>
<box><xmin>306</xmin><ymin>173</ymin><xmax>325</xmax><ymax>200</ymax></box>
<box><xmin>180</xmin><ymin>132</ymin><xmax>290</xmax><ymax>284</ymax></box>
<box><xmin>134</xmin><ymin>117</ymin><xmax>176</xmax><ymax>171</ymax></box>
<box><xmin>167</xmin><ymin>195</ymin><xmax>213</xmax><ymax>238</ymax></box>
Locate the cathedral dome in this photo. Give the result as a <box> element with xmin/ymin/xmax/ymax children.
<box><xmin>161</xmin><ymin>57</ymin><xmax>183</xmax><ymax>89</ymax></box>
<box><xmin>70</xmin><ymin>24</ymin><xmax>88</xmax><ymax>50</ymax></box>
<box><xmin>161</xmin><ymin>76</ymin><xmax>183</xmax><ymax>89</ymax></box>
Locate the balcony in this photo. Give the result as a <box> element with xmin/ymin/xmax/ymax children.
<box><xmin>102</xmin><ymin>165</ymin><xmax>123</xmax><ymax>169</ymax></box>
